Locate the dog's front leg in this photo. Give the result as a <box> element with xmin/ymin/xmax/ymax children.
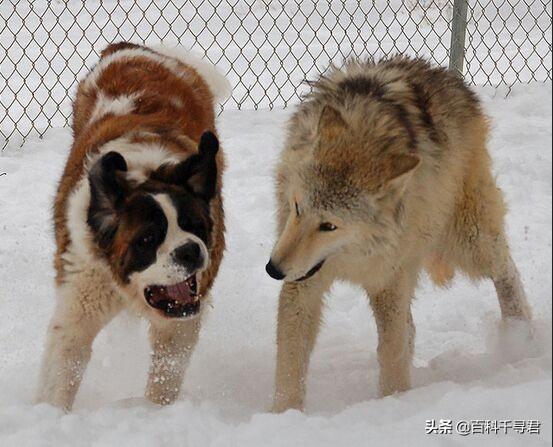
<box><xmin>36</xmin><ymin>276</ymin><xmax>121</xmax><ymax>411</ymax></box>
<box><xmin>145</xmin><ymin>315</ymin><xmax>201</xmax><ymax>405</ymax></box>
<box><xmin>369</xmin><ymin>280</ymin><xmax>416</xmax><ymax>397</ymax></box>
<box><xmin>273</xmin><ymin>279</ymin><xmax>330</xmax><ymax>413</ymax></box>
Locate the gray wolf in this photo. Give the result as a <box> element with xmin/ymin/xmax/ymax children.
<box><xmin>36</xmin><ymin>42</ymin><xmax>230</xmax><ymax>410</ymax></box>
<box><xmin>265</xmin><ymin>56</ymin><xmax>532</xmax><ymax>412</ymax></box>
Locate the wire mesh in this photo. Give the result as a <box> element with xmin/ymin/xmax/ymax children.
<box><xmin>1</xmin><ymin>0</ymin><xmax>551</xmax><ymax>149</ymax></box>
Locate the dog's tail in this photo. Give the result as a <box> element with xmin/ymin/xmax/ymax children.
<box><xmin>152</xmin><ymin>45</ymin><xmax>232</xmax><ymax>104</ymax></box>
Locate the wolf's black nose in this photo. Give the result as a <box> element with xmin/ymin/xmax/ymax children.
<box><xmin>173</xmin><ymin>242</ymin><xmax>203</xmax><ymax>270</ymax></box>
<box><xmin>266</xmin><ymin>260</ymin><xmax>285</xmax><ymax>280</ymax></box>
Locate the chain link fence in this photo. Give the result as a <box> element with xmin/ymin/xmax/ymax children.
<box><xmin>1</xmin><ymin>0</ymin><xmax>551</xmax><ymax>149</ymax></box>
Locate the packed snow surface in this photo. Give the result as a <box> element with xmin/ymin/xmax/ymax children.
<box><xmin>0</xmin><ymin>83</ymin><xmax>551</xmax><ymax>446</ymax></box>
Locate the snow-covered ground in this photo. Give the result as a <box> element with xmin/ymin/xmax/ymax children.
<box><xmin>0</xmin><ymin>82</ymin><xmax>551</xmax><ymax>446</ymax></box>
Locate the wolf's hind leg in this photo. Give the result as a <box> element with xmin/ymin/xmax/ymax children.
<box><xmin>145</xmin><ymin>316</ymin><xmax>201</xmax><ymax>405</ymax></box>
<box><xmin>273</xmin><ymin>277</ymin><xmax>331</xmax><ymax>413</ymax></box>
<box><xmin>456</xmin><ymin>227</ymin><xmax>531</xmax><ymax>322</ymax></box>
<box><xmin>492</xmin><ymin>253</ymin><xmax>532</xmax><ymax>321</ymax></box>
<box><xmin>36</xmin><ymin>273</ymin><xmax>121</xmax><ymax>410</ymax></box>
<box><xmin>456</xmin><ymin>221</ymin><xmax>531</xmax><ymax>322</ymax></box>
<box><xmin>368</xmin><ymin>275</ymin><xmax>416</xmax><ymax>397</ymax></box>
<box><xmin>451</xmin><ymin>149</ymin><xmax>531</xmax><ymax>322</ymax></box>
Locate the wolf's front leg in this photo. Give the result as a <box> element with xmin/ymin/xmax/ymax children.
<box><xmin>273</xmin><ymin>279</ymin><xmax>331</xmax><ymax>413</ymax></box>
<box><xmin>36</xmin><ymin>277</ymin><xmax>121</xmax><ymax>411</ymax></box>
<box><xmin>369</xmin><ymin>280</ymin><xmax>415</xmax><ymax>397</ymax></box>
<box><xmin>145</xmin><ymin>315</ymin><xmax>201</xmax><ymax>405</ymax></box>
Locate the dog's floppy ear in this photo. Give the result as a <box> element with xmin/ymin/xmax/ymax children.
<box><xmin>165</xmin><ymin>131</ymin><xmax>219</xmax><ymax>201</ymax></box>
<box><xmin>378</xmin><ymin>153</ymin><xmax>421</xmax><ymax>195</ymax></box>
<box><xmin>318</xmin><ymin>105</ymin><xmax>348</xmax><ymax>143</ymax></box>
<box><xmin>87</xmin><ymin>151</ymin><xmax>128</xmax><ymax>250</ymax></box>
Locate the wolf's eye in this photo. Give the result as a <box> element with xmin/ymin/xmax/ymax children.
<box><xmin>319</xmin><ymin>222</ymin><xmax>337</xmax><ymax>232</ymax></box>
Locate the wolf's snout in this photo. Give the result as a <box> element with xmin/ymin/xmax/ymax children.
<box><xmin>172</xmin><ymin>242</ymin><xmax>203</xmax><ymax>270</ymax></box>
<box><xmin>266</xmin><ymin>260</ymin><xmax>286</xmax><ymax>280</ymax></box>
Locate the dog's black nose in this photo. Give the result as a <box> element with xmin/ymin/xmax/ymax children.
<box><xmin>172</xmin><ymin>242</ymin><xmax>203</xmax><ymax>270</ymax></box>
<box><xmin>266</xmin><ymin>260</ymin><xmax>285</xmax><ymax>280</ymax></box>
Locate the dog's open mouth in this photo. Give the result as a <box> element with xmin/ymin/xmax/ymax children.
<box><xmin>295</xmin><ymin>260</ymin><xmax>325</xmax><ymax>282</ymax></box>
<box><xmin>144</xmin><ymin>274</ymin><xmax>200</xmax><ymax>318</ymax></box>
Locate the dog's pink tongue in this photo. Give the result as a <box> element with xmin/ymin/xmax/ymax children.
<box><xmin>166</xmin><ymin>281</ymin><xmax>193</xmax><ymax>304</ymax></box>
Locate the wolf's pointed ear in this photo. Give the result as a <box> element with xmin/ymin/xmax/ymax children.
<box><xmin>379</xmin><ymin>153</ymin><xmax>421</xmax><ymax>196</ymax></box>
<box><xmin>170</xmin><ymin>130</ymin><xmax>219</xmax><ymax>201</ymax></box>
<box><xmin>318</xmin><ymin>106</ymin><xmax>348</xmax><ymax>142</ymax></box>
<box><xmin>87</xmin><ymin>151</ymin><xmax>128</xmax><ymax>250</ymax></box>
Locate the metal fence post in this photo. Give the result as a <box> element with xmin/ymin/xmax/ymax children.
<box><xmin>449</xmin><ymin>0</ymin><xmax>469</xmax><ymax>77</ymax></box>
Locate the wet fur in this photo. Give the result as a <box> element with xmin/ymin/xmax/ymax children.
<box><xmin>270</xmin><ymin>56</ymin><xmax>532</xmax><ymax>412</ymax></box>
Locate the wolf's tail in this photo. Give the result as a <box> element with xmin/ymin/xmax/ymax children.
<box><xmin>152</xmin><ymin>45</ymin><xmax>232</xmax><ymax>104</ymax></box>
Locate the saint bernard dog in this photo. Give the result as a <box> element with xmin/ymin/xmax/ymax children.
<box><xmin>36</xmin><ymin>42</ymin><xmax>231</xmax><ymax>410</ymax></box>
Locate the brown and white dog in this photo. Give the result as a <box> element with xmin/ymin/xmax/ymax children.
<box><xmin>36</xmin><ymin>42</ymin><xmax>231</xmax><ymax>410</ymax></box>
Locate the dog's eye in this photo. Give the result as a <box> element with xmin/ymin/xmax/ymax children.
<box><xmin>295</xmin><ymin>201</ymin><xmax>300</xmax><ymax>217</ymax></box>
<box><xmin>319</xmin><ymin>222</ymin><xmax>337</xmax><ymax>232</ymax></box>
<box><xmin>138</xmin><ymin>232</ymin><xmax>156</xmax><ymax>247</ymax></box>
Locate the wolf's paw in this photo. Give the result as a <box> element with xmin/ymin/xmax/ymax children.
<box><xmin>145</xmin><ymin>387</ymin><xmax>180</xmax><ymax>406</ymax></box>
<box><xmin>495</xmin><ymin>317</ymin><xmax>539</xmax><ymax>361</ymax></box>
<box><xmin>271</xmin><ymin>396</ymin><xmax>304</xmax><ymax>414</ymax></box>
